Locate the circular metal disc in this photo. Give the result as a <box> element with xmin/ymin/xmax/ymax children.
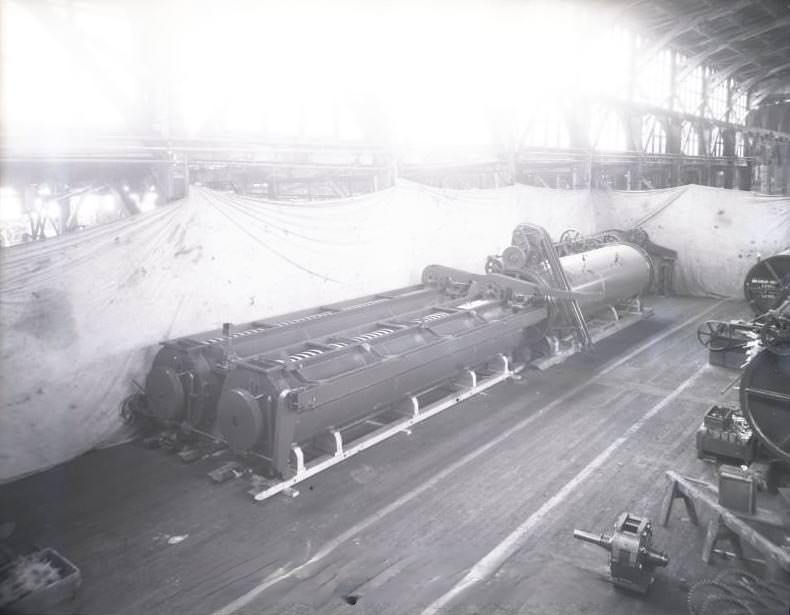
<box><xmin>217</xmin><ymin>388</ymin><xmax>264</xmax><ymax>453</ymax></box>
<box><xmin>502</xmin><ymin>246</ymin><xmax>527</xmax><ymax>271</ymax></box>
<box><xmin>145</xmin><ymin>367</ymin><xmax>185</xmax><ymax>422</ymax></box>
<box><xmin>744</xmin><ymin>254</ymin><xmax>790</xmax><ymax>315</ymax></box>
<box><xmin>740</xmin><ymin>351</ymin><xmax>790</xmax><ymax>462</ymax></box>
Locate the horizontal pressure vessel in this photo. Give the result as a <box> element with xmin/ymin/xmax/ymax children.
<box><xmin>559</xmin><ymin>243</ymin><xmax>653</xmax><ymax>317</ymax></box>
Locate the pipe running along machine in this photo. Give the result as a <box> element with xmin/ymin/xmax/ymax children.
<box><xmin>130</xmin><ymin>224</ymin><xmax>658</xmax><ymax>501</ymax></box>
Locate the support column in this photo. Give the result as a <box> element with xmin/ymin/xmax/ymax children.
<box><xmin>722</xmin><ymin>129</ymin><xmax>735</xmax><ymax>189</ymax></box>
<box><xmin>183</xmin><ymin>156</ymin><xmax>190</xmax><ymax>198</ymax></box>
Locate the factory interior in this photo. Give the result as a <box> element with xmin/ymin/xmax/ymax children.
<box><xmin>1</xmin><ymin>0</ymin><xmax>790</xmax><ymax>614</ymax></box>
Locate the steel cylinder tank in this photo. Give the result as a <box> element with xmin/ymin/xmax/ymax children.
<box><xmin>559</xmin><ymin>243</ymin><xmax>653</xmax><ymax>317</ymax></box>
<box><xmin>744</xmin><ymin>250</ymin><xmax>790</xmax><ymax>315</ymax></box>
<box><xmin>144</xmin><ymin>285</ymin><xmax>451</xmax><ymax>428</ymax></box>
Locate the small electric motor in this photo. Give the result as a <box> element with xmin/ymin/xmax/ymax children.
<box><xmin>573</xmin><ymin>512</ymin><xmax>669</xmax><ymax>594</ymax></box>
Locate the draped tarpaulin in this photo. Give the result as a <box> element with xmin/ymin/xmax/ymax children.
<box><xmin>592</xmin><ymin>184</ymin><xmax>790</xmax><ymax>297</ymax></box>
<box><xmin>0</xmin><ymin>182</ymin><xmax>787</xmax><ymax>482</ymax></box>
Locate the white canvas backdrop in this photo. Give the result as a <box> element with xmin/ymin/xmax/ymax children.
<box><xmin>593</xmin><ymin>184</ymin><xmax>790</xmax><ymax>297</ymax></box>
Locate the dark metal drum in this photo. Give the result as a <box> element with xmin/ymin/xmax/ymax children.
<box><xmin>740</xmin><ymin>349</ymin><xmax>790</xmax><ymax>462</ymax></box>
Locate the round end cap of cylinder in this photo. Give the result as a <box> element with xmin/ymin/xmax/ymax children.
<box><xmin>218</xmin><ymin>388</ymin><xmax>264</xmax><ymax>453</ymax></box>
<box><xmin>502</xmin><ymin>246</ymin><xmax>527</xmax><ymax>270</ymax></box>
<box><xmin>145</xmin><ymin>367</ymin><xmax>185</xmax><ymax>422</ymax></box>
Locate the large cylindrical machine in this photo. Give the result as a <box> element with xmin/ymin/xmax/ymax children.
<box><xmin>215</xmin><ymin>238</ymin><xmax>653</xmax><ymax>477</ymax></box>
<box><xmin>132</xmin><ymin>222</ymin><xmax>655</xmax><ymax>482</ymax></box>
<box><xmin>143</xmin><ymin>285</ymin><xmax>454</xmax><ymax>428</ymax></box>
<box><xmin>744</xmin><ymin>250</ymin><xmax>790</xmax><ymax>315</ymax></box>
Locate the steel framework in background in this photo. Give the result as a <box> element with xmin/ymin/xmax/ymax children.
<box><xmin>1</xmin><ymin>0</ymin><xmax>790</xmax><ymax>237</ymax></box>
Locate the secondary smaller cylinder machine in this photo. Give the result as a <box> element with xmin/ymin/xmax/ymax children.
<box><xmin>574</xmin><ymin>513</ymin><xmax>669</xmax><ymax>594</ymax></box>
<box><xmin>485</xmin><ymin>223</ymin><xmax>654</xmax><ymax>350</ymax></box>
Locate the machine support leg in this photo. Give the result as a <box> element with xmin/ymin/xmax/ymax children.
<box><xmin>409</xmin><ymin>396</ymin><xmax>420</xmax><ymax>418</ymax></box>
<box><xmin>461</xmin><ymin>369</ymin><xmax>477</xmax><ymax>389</ymax></box>
<box><xmin>291</xmin><ymin>445</ymin><xmax>305</xmax><ymax>476</ymax></box>
<box><xmin>394</xmin><ymin>396</ymin><xmax>420</xmax><ymax>419</ymax></box>
<box><xmin>331</xmin><ymin>429</ymin><xmax>344</xmax><ymax>457</ymax></box>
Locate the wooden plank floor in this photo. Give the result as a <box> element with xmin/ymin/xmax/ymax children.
<box><xmin>0</xmin><ymin>296</ymin><xmax>755</xmax><ymax>615</ymax></box>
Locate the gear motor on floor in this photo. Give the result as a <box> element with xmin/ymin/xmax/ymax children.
<box><xmin>574</xmin><ymin>512</ymin><xmax>669</xmax><ymax>594</ymax></box>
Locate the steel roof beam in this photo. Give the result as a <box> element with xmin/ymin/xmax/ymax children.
<box><xmin>634</xmin><ymin>0</ymin><xmax>752</xmax><ymax>69</ymax></box>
